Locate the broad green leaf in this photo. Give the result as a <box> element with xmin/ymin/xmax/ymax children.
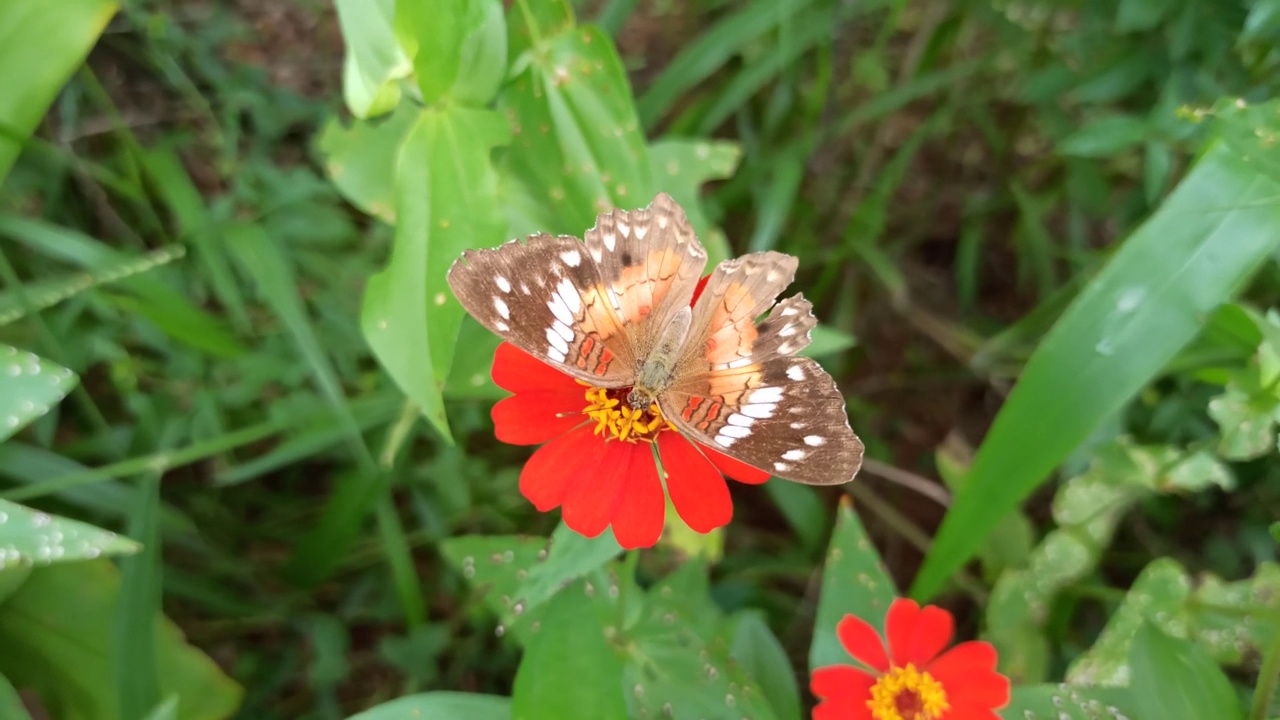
<box><xmin>0</xmin><ymin>566</ymin><xmax>31</xmax><ymax>604</ymax></box>
<box><xmin>0</xmin><ymin>346</ymin><xmax>77</xmax><ymax>443</ymax></box>
<box><xmin>114</xmin><ymin>474</ymin><xmax>163</xmax><ymax>720</ymax></box>
<box><xmin>440</xmin><ymin>534</ymin><xmax>551</xmax><ymax>637</ymax></box>
<box><xmin>802</xmin><ymin>326</ymin><xmax>858</xmax><ymax>359</ymax></box>
<box><xmin>361</xmin><ymin>106</ymin><xmax>509</xmax><ymax>441</ymax></box>
<box><xmin>141</xmin><ymin>698</ymin><xmax>179</xmax><ymax>720</ymax></box>
<box><xmin>442</xmin><ymin>316</ymin><xmax>504</xmax><ymax>400</ymax></box>
<box><xmin>506</xmin><ymin>0</ymin><xmax>575</xmax><ymax>59</ymax></box>
<box><xmin>347</xmin><ymin>692</ymin><xmax>511</xmax><ymax>720</ymax></box>
<box><xmin>810</xmin><ymin>498</ymin><xmax>897</xmax><ymax>671</ymax></box>
<box><xmin>1128</xmin><ymin>624</ymin><xmax>1243</xmax><ymax>720</ymax></box>
<box><xmin>499</xmin><ymin>25</ymin><xmax>652</xmax><ymax>235</ymax></box>
<box><xmin>1057</xmin><ymin>114</ymin><xmax>1150</xmax><ymax>157</ymax></box>
<box><xmin>0</xmin><ymin>560</ymin><xmax>242</xmax><ymax>720</ymax></box>
<box><xmin>398</xmin><ymin>0</ymin><xmax>506</xmax><ymax>106</ymax></box>
<box><xmin>334</xmin><ymin>0</ymin><xmax>410</xmax><ymax>118</ymax></box>
<box><xmin>0</xmin><ymin>673</ymin><xmax>32</xmax><ymax>720</ymax></box>
<box><xmin>0</xmin><ymin>498</ymin><xmax>138</xmax><ymax>568</ymax></box>
<box><xmin>647</xmin><ymin>138</ymin><xmax>741</xmax><ymax>265</ymax></box>
<box><xmin>513</xmin><ymin>522</ymin><xmax>621</xmax><ymax>617</ymax></box>
<box><xmin>0</xmin><ymin>0</ymin><xmax>116</xmax><ymax>184</ymax></box>
<box><xmin>624</xmin><ymin>563</ymin><xmax>779</xmax><ymax>720</ymax></box>
<box><xmin>1000</xmin><ymin>684</ymin><xmax>1136</xmax><ymax>719</ymax></box>
<box><xmin>317</xmin><ymin>104</ymin><xmax>417</xmax><ymax>224</ymax></box>
<box><xmin>728</xmin><ymin>611</ymin><xmax>801</xmax><ymax>720</ymax></box>
<box><xmin>912</xmin><ymin>120</ymin><xmax>1280</xmax><ymax>601</ymax></box>
<box><xmin>511</xmin><ymin>583</ymin><xmax>628</xmax><ymax>720</ymax></box>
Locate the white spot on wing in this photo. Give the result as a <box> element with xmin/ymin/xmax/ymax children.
<box><xmin>774</xmin><ymin>462</ymin><xmax>791</xmax><ymax>472</ymax></box>
<box><xmin>781</xmin><ymin>306</ymin><xmax>799</xmax><ymax>316</ymax></box>
<box><xmin>551</xmin><ymin>321</ymin><xmax>573</xmax><ymax>343</ymax></box>
<box><xmin>726</xmin><ymin>413</ymin><xmax>755</xmax><ymax>428</ymax></box>
<box><xmin>495</xmin><ymin>321</ymin><xmax>510</xmax><ymax>332</ymax></box>
<box><xmin>548</xmin><ymin>348</ymin><xmax>567</xmax><ymax>362</ymax></box>
<box><xmin>549</xmin><ymin>294</ymin><xmax>573</xmax><ymax>326</ymax></box>
<box><xmin>786</xmin><ymin>365</ymin><xmax>805</xmax><ymax>381</ymax></box>
<box><xmin>560</xmin><ymin>249</ymin><xmax>582</xmax><ymax>267</ymax></box>
<box><xmin>720</xmin><ymin>425</ymin><xmax>751</xmax><ymax>439</ymax></box>
<box><xmin>727</xmin><ymin>357</ymin><xmax>753</xmax><ymax>369</ymax></box>
<box><xmin>748</xmin><ymin>387</ymin><xmax>783</xmax><ymax>404</ymax></box>
<box><xmin>741</xmin><ymin>403</ymin><xmax>775</xmax><ymax>419</ymax></box>
<box><xmin>714</xmin><ymin>434</ymin><xmax>736</xmax><ymax>448</ymax></box>
<box><xmin>556</xmin><ymin>279</ymin><xmax>582</xmax><ymax>312</ymax></box>
<box><xmin>790</xmin><ymin>422</ymin><xmax>804</xmax><ymax>429</ymax></box>
<box><xmin>782</xmin><ymin>449</ymin><xmax>806</xmax><ymax>461</ymax></box>
<box><xmin>494</xmin><ymin>297</ymin><xmax>510</xmax><ymax>319</ymax></box>
<box><xmin>603</xmin><ymin>233</ymin><xmax>617</xmax><ymax>251</ymax></box>
<box><xmin>780</xmin><ymin>324</ymin><xmax>797</xmax><ymax>337</ymax></box>
<box><xmin>804</xmin><ymin>435</ymin><xmax>825</xmax><ymax>446</ymax></box>
<box><xmin>496</xmin><ymin>276</ymin><xmax>512</xmax><ymax>293</ymax></box>
<box><xmin>546</xmin><ymin>327</ymin><xmax>569</xmax><ymax>355</ymax></box>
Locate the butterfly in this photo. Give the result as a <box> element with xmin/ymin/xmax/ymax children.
<box><xmin>446</xmin><ymin>192</ymin><xmax>863</xmax><ymax>485</ymax></box>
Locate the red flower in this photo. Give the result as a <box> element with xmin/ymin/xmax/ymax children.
<box><xmin>490</xmin><ymin>341</ymin><xmax>769</xmax><ymax>548</ymax></box>
<box><xmin>811</xmin><ymin>599</ymin><xmax>1010</xmax><ymax>720</ymax></box>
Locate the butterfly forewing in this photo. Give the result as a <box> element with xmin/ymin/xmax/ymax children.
<box><xmin>583</xmin><ymin>192</ymin><xmax>707</xmax><ymax>362</ymax></box>
<box><xmin>447</xmin><ymin>232</ymin><xmax>638</xmax><ymax>387</ymax></box>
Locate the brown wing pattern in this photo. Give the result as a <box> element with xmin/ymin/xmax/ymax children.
<box><xmin>583</xmin><ymin>192</ymin><xmax>707</xmax><ymax>362</ymax></box>
<box><xmin>659</xmin><ymin>355</ymin><xmax>863</xmax><ymax>485</ymax></box>
<box><xmin>446</xmin><ymin>232</ymin><xmax>637</xmax><ymax>387</ymax></box>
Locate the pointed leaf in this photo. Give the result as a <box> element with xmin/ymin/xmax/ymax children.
<box><xmin>1128</xmin><ymin>623</ymin><xmax>1243</xmax><ymax>720</ymax></box>
<box><xmin>361</xmin><ymin>107</ymin><xmax>509</xmax><ymax>441</ymax></box>
<box><xmin>0</xmin><ymin>498</ymin><xmax>138</xmax><ymax>568</ymax></box>
<box><xmin>334</xmin><ymin>0</ymin><xmax>409</xmax><ymax>118</ymax></box>
<box><xmin>0</xmin><ymin>346</ymin><xmax>77</xmax><ymax>443</ymax></box>
<box><xmin>810</xmin><ymin>497</ymin><xmax>897</xmax><ymax>671</ymax></box>
<box><xmin>913</xmin><ymin>108</ymin><xmax>1280</xmax><ymax>600</ymax></box>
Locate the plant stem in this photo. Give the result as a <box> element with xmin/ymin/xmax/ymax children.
<box><xmin>1250</xmin><ymin>613</ymin><xmax>1280</xmax><ymax>720</ymax></box>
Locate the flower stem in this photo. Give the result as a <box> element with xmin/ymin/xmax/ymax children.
<box><xmin>1250</xmin><ymin>613</ymin><xmax>1280</xmax><ymax>720</ymax></box>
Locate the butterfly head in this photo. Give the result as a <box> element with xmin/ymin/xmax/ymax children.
<box><xmin>626</xmin><ymin>386</ymin><xmax>656</xmax><ymax>410</ymax></box>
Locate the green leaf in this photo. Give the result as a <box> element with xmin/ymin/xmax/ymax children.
<box><xmin>647</xmin><ymin>138</ymin><xmax>741</xmax><ymax>265</ymax></box>
<box><xmin>397</xmin><ymin>0</ymin><xmax>506</xmax><ymax>106</ymax></box>
<box><xmin>361</xmin><ymin>106</ymin><xmax>510</xmax><ymax>441</ymax></box>
<box><xmin>0</xmin><ymin>0</ymin><xmax>117</xmax><ymax>184</ymax></box>
<box><xmin>442</xmin><ymin>316</ymin><xmax>504</xmax><ymax>400</ymax></box>
<box><xmin>0</xmin><ymin>560</ymin><xmax>242</xmax><ymax>720</ymax></box>
<box><xmin>0</xmin><ymin>498</ymin><xmax>138</xmax><ymax>568</ymax></box>
<box><xmin>513</xmin><ymin>523</ymin><xmax>621</xmax><ymax>617</ymax></box>
<box><xmin>1000</xmin><ymin>684</ymin><xmax>1137</xmax><ymax>719</ymax></box>
<box><xmin>499</xmin><ymin>25</ymin><xmax>651</xmax><ymax>235</ymax></box>
<box><xmin>625</xmin><ymin>563</ymin><xmax>779</xmax><ymax>720</ymax></box>
<box><xmin>0</xmin><ymin>566</ymin><xmax>30</xmax><ymax>604</ymax></box>
<box><xmin>728</xmin><ymin>611</ymin><xmax>801</xmax><ymax>720</ymax></box>
<box><xmin>810</xmin><ymin>498</ymin><xmax>897</xmax><ymax>671</ymax></box>
<box><xmin>512</xmin><ymin>583</ymin><xmax>628</xmax><ymax>720</ymax></box>
<box><xmin>317</xmin><ymin>104</ymin><xmax>417</xmax><ymax>224</ymax></box>
<box><xmin>347</xmin><ymin>692</ymin><xmax>511</xmax><ymax>720</ymax></box>
<box><xmin>0</xmin><ymin>673</ymin><xmax>32</xmax><ymax>720</ymax></box>
<box><xmin>912</xmin><ymin>125</ymin><xmax>1280</xmax><ymax>601</ymax></box>
<box><xmin>141</xmin><ymin>697</ymin><xmax>179</xmax><ymax>720</ymax></box>
<box><xmin>1058</xmin><ymin>115</ymin><xmax>1150</xmax><ymax>157</ymax></box>
<box><xmin>1115</xmin><ymin>0</ymin><xmax>1178</xmax><ymax>32</ymax></box>
<box><xmin>1208</xmin><ymin>380</ymin><xmax>1278</xmax><ymax>460</ymax></box>
<box><xmin>440</xmin><ymin>534</ymin><xmax>551</xmax><ymax>638</ymax></box>
<box><xmin>334</xmin><ymin>0</ymin><xmax>410</xmax><ymax>118</ymax></box>
<box><xmin>0</xmin><ymin>346</ymin><xmax>77</xmax><ymax>443</ymax></box>
<box><xmin>1128</xmin><ymin>623</ymin><xmax>1243</xmax><ymax>720</ymax></box>
<box><xmin>802</xmin><ymin>325</ymin><xmax>858</xmax><ymax>359</ymax></box>
<box><xmin>0</xmin><ymin>245</ymin><xmax>186</xmax><ymax>326</ymax></box>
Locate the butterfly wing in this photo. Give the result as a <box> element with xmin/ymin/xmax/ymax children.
<box><xmin>583</xmin><ymin>192</ymin><xmax>708</xmax><ymax>363</ymax></box>
<box><xmin>447</xmin><ymin>232</ymin><xmax>639</xmax><ymax>387</ymax></box>
<box><xmin>658</xmin><ymin>252</ymin><xmax>863</xmax><ymax>485</ymax></box>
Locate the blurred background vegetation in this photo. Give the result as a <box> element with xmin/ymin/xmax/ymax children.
<box><xmin>2</xmin><ymin>0</ymin><xmax>1279</xmax><ymax>718</ymax></box>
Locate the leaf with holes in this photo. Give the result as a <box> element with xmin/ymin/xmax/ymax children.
<box><xmin>809</xmin><ymin>497</ymin><xmax>897</xmax><ymax>672</ymax></box>
<box><xmin>0</xmin><ymin>498</ymin><xmax>138</xmax><ymax>569</ymax></box>
<box><xmin>1000</xmin><ymin>684</ymin><xmax>1138</xmax><ymax>719</ymax></box>
<box><xmin>0</xmin><ymin>345</ymin><xmax>77</xmax><ymax>443</ymax></box>
<box><xmin>361</xmin><ymin>106</ymin><xmax>509</xmax><ymax>441</ymax></box>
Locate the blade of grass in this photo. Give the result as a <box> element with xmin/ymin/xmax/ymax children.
<box><xmin>911</xmin><ymin>127</ymin><xmax>1280</xmax><ymax>600</ymax></box>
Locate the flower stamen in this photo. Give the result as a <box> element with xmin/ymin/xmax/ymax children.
<box><xmin>581</xmin><ymin>385</ymin><xmax>667</xmax><ymax>443</ymax></box>
<box><xmin>867</xmin><ymin>664</ymin><xmax>949</xmax><ymax>720</ymax></box>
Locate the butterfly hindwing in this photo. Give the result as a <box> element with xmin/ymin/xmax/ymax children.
<box><xmin>447</xmin><ymin>233</ymin><xmax>638</xmax><ymax>387</ymax></box>
<box><xmin>660</xmin><ymin>355</ymin><xmax>863</xmax><ymax>485</ymax></box>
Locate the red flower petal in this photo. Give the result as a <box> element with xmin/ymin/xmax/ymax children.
<box><xmin>560</xmin><ymin>439</ymin><xmax>639</xmax><ymax>539</ymax></box>
<box><xmin>927</xmin><ymin>641</ymin><xmax>1009</xmax><ymax>709</ymax></box>
<box><xmin>836</xmin><ymin>613</ymin><xmax>890</xmax><ymax>672</ymax></box>
<box><xmin>610</xmin><ymin>444</ymin><xmax>666</xmax><ymax>548</ymax></box>
<box><xmin>492</xmin><ymin>391</ymin><xmax>586</xmax><ymax>445</ymax></box>
<box><xmin>810</xmin><ymin>665</ymin><xmax>876</xmax><ymax>720</ymax></box>
<box><xmin>900</xmin><ymin>604</ymin><xmax>954</xmax><ymax>667</ymax></box>
<box><xmin>884</xmin><ymin>598</ymin><xmax>923</xmax><ymax>666</ymax></box>
<box><xmin>519</xmin><ymin>425</ymin><xmax>600</xmax><ymax>511</ymax></box>
<box><xmin>700</xmin><ymin>443</ymin><xmax>771</xmax><ymax>485</ymax></box>
<box><xmin>492</xmin><ymin>343</ymin><xmax>580</xmax><ymax>394</ymax></box>
<box><xmin>658</xmin><ymin>433</ymin><xmax>733</xmax><ymax>533</ymax></box>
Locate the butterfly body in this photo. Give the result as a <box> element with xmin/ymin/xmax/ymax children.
<box><xmin>447</xmin><ymin>193</ymin><xmax>863</xmax><ymax>485</ymax></box>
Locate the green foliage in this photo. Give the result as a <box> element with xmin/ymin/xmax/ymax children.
<box><xmin>2</xmin><ymin>0</ymin><xmax>1280</xmax><ymax>716</ymax></box>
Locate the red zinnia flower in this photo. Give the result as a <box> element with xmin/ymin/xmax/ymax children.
<box><xmin>811</xmin><ymin>599</ymin><xmax>1010</xmax><ymax>720</ymax></box>
<box><xmin>490</xmin><ymin>340</ymin><xmax>769</xmax><ymax>548</ymax></box>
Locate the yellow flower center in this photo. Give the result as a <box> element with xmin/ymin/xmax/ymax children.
<box><xmin>867</xmin><ymin>664</ymin><xmax>950</xmax><ymax>720</ymax></box>
<box><xmin>581</xmin><ymin>385</ymin><xmax>671</xmax><ymax>443</ymax></box>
